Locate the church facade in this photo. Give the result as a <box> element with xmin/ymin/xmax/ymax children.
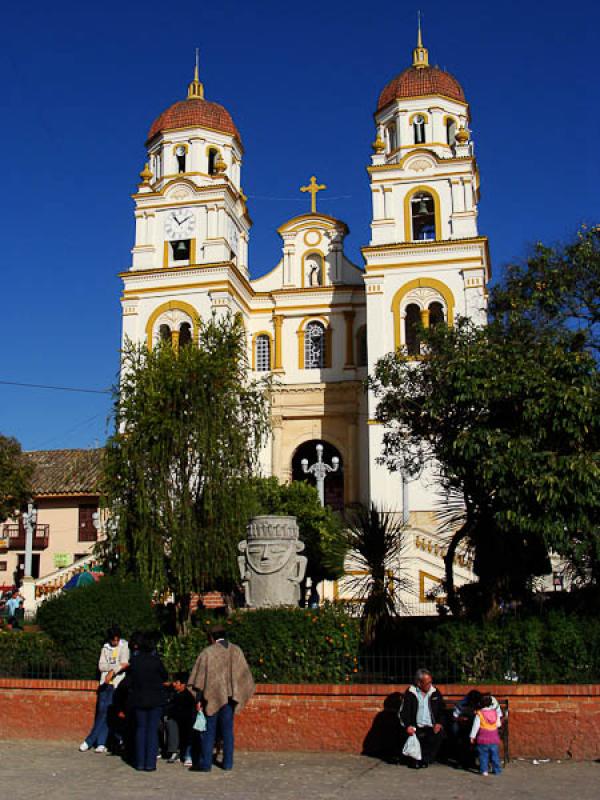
<box><xmin>120</xmin><ymin>32</ymin><xmax>489</xmax><ymax>611</ymax></box>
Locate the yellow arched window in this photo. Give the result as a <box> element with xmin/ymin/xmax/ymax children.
<box><xmin>403</xmin><ymin>185</ymin><xmax>441</xmax><ymax>242</ymax></box>
<box><xmin>145</xmin><ymin>301</ymin><xmax>200</xmax><ymax>350</ymax></box>
<box><xmin>297</xmin><ymin>317</ymin><xmax>332</xmax><ymax>369</ymax></box>
<box><xmin>391</xmin><ymin>279</ymin><xmax>455</xmax><ymax>352</ymax></box>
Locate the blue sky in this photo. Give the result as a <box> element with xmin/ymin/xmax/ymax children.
<box><xmin>0</xmin><ymin>0</ymin><xmax>597</xmax><ymax>451</ymax></box>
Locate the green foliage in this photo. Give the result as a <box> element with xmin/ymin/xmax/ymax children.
<box><xmin>36</xmin><ymin>577</ymin><xmax>156</xmax><ymax>678</ymax></box>
<box><xmin>0</xmin><ymin>631</ymin><xmax>67</xmax><ymax>678</ymax></box>
<box><xmin>160</xmin><ymin>604</ymin><xmax>361</xmax><ymax>683</ymax></box>
<box><xmin>101</xmin><ymin>315</ymin><xmax>270</xmax><ymax>610</ymax></box>
<box><xmin>491</xmin><ymin>225</ymin><xmax>600</xmax><ymax>355</ymax></box>
<box><xmin>248</xmin><ymin>477</ymin><xmax>347</xmax><ymax>582</ymax></box>
<box><xmin>343</xmin><ymin>504</ymin><xmax>413</xmax><ymax>643</ymax></box>
<box><xmin>0</xmin><ymin>433</ymin><xmax>34</xmax><ymax>523</ymax></box>
<box><xmin>370</xmin><ymin>263</ymin><xmax>600</xmax><ymax>614</ymax></box>
<box><xmin>424</xmin><ymin>611</ymin><xmax>600</xmax><ymax>683</ymax></box>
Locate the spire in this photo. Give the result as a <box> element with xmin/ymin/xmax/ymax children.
<box><xmin>412</xmin><ymin>11</ymin><xmax>429</xmax><ymax>69</ymax></box>
<box><xmin>187</xmin><ymin>48</ymin><xmax>204</xmax><ymax>99</ymax></box>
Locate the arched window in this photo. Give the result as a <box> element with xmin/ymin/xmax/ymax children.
<box><xmin>386</xmin><ymin>124</ymin><xmax>397</xmax><ymax>153</ymax></box>
<box><xmin>446</xmin><ymin>118</ymin><xmax>457</xmax><ymax>146</ymax></box>
<box><xmin>208</xmin><ymin>148</ymin><xmax>218</xmax><ymax>175</ymax></box>
<box><xmin>255</xmin><ymin>334</ymin><xmax>271</xmax><ymax>371</ymax></box>
<box><xmin>179</xmin><ymin>322</ymin><xmax>192</xmax><ymax>347</ymax></box>
<box><xmin>404</xmin><ymin>304</ymin><xmax>421</xmax><ymax>356</ymax></box>
<box><xmin>411</xmin><ymin>192</ymin><xmax>436</xmax><ymax>241</ymax></box>
<box><xmin>305</xmin><ymin>321</ymin><xmax>326</xmax><ymax>369</ymax></box>
<box><xmin>356</xmin><ymin>325</ymin><xmax>368</xmax><ymax>367</ymax></box>
<box><xmin>175</xmin><ymin>145</ymin><xmax>186</xmax><ymax>173</ymax></box>
<box><xmin>159</xmin><ymin>324</ymin><xmax>171</xmax><ymax>343</ymax></box>
<box><xmin>305</xmin><ymin>253</ymin><xmax>323</xmax><ymax>287</ymax></box>
<box><xmin>413</xmin><ymin>114</ymin><xmax>426</xmax><ymax>144</ymax></box>
<box><xmin>429</xmin><ymin>301</ymin><xmax>445</xmax><ymax>327</ymax></box>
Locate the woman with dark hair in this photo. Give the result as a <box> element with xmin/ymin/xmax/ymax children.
<box><xmin>128</xmin><ymin>632</ymin><xmax>168</xmax><ymax>771</ymax></box>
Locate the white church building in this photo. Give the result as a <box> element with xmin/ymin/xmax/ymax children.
<box><xmin>120</xmin><ymin>31</ymin><xmax>489</xmax><ymax>611</ymax></box>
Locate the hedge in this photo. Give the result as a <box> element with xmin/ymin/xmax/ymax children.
<box><xmin>36</xmin><ymin>576</ymin><xmax>157</xmax><ymax>679</ymax></box>
<box><xmin>424</xmin><ymin>611</ymin><xmax>600</xmax><ymax>683</ymax></box>
<box><xmin>0</xmin><ymin>631</ymin><xmax>68</xmax><ymax>678</ymax></box>
<box><xmin>160</xmin><ymin>604</ymin><xmax>361</xmax><ymax>683</ymax></box>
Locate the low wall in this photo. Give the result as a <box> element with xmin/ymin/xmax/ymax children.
<box><xmin>1</xmin><ymin>679</ymin><xmax>598</xmax><ymax>760</ymax></box>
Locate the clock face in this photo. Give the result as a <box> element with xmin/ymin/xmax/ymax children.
<box><xmin>165</xmin><ymin>209</ymin><xmax>195</xmax><ymax>240</ymax></box>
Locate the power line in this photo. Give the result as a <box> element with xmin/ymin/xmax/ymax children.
<box><xmin>0</xmin><ymin>380</ymin><xmax>111</xmax><ymax>395</ymax></box>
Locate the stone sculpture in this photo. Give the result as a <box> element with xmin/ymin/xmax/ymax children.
<box><xmin>238</xmin><ymin>515</ymin><xmax>307</xmax><ymax>608</ymax></box>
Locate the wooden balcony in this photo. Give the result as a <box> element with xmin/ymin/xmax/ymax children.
<box><xmin>2</xmin><ymin>523</ymin><xmax>50</xmax><ymax>550</ymax></box>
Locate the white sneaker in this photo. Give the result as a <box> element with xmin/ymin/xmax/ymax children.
<box><xmin>95</xmin><ymin>745</ymin><xmax>107</xmax><ymax>753</ymax></box>
<box><xmin>184</xmin><ymin>758</ymin><xmax>193</xmax><ymax>767</ymax></box>
<box><xmin>79</xmin><ymin>741</ymin><xmax>89</xmax><ymax>752</ymax></box>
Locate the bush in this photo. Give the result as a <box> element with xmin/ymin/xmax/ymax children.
<box><xmin>0</xmin><ymin>631</ymin><xmax>68</xmax><ymax>678</ymax></box>
<box><xmin>36</xmin><ymin>576</ymin><xmax>157</xmax><ymax>678</ymax></box>
<box><xmin>423</xmin><ymin>611</ymin><xmax>600</xmax><ymax>683</ymax></box>
<box><xmin>160</xmin><ymin>603</ymin><xmax>361</xmax><ymax>683</ymax></box>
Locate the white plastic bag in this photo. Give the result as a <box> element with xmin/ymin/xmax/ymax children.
<box><xmin>402</xmin><ymin>733</ymin><xmax>422</xmax><ymax>761</ymax></box>
<box><xmin>193</xmin><ymin>710</ymin><xmax>207</xmax><ymax>732</ymax></box>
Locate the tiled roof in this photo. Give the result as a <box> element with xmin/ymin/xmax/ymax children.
<box><xmin>25</xmin><ymin>449</ymin><xmax>103</xmax><ymax>496</ymax></box>
<box><xmin>147</xmin><ymin>98</ymin><xmax>241</xmax><ymax>143</ymax></box>
<box><xmin>377</xmin><ymin>65</ymin><xmax>466</xmax><ymax>111</ymax></box>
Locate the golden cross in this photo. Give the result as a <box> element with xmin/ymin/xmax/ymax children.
<box><xmin>300</xmin><ymin>175</ymin><xmax>327</xmax><ymax>213</ymax></box>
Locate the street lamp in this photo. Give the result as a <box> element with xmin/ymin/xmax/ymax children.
<box><xmin>301</xmin><ymin>443</ymin><xmax>339</xmax><ymax>507</ymax></box>
<box><xmin>22</xmin><ymin>502</ymin><xmax>37</xmax><ymax>578</ymax></box>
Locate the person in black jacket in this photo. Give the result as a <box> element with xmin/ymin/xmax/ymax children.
<box><xmin>128</xmin><ymin>632</ymin><xmax>168</xmax><ymax>771</ymax></box>
<box><xmin>399</xmin><ymin>668</ymin><xmax>445</xmax><ymax>768</ymax></box>
<box><xmin>164</xmin><ymin>672</ymin><xmax>196</xmax><ymax>765</ymax></box>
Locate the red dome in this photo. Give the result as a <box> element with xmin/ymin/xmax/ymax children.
<box><xmin>377</xmin><ymin>65</ymin><xmax>466</xmax><ymax>111</ymax></box>
<box><xmin>147</xmin><ymin>98</ymin><xmax>241</xmax><ymax>143</ymax></box>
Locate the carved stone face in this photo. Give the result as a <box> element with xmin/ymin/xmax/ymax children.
<box><xmin>245</xmin><ymin>540</ymin><xmax>295</xmax><ymax>574</ymax></box>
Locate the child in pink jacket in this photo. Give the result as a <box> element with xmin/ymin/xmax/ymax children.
<box><xmin>470</xmin><ymin>694</ymin><xmax>502</xmax><ymax>775</ymax></box>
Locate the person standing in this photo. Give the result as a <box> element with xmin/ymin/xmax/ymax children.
<box><xmin>399</xmin><ymin>668</ymin><xmax>445</xmax><ymax>768</ymax></box>
<box><xmin>470</xmin><ymin>694</ymin><xmax>503</xmax><ymax>776</ymax></box>
<box><xmin>79</xmin><ymin>625</ymin><xmax>129</xmax><ymax>753</ymax></box>
<box><xmin>128</xmin><ymin>632</ymin><xmax>168</xmax><ymax>771</ymax></box>
<box><xmin>187</xmin><ymin>624</ymin><xmax>255</xmax><ymax>772</ymax></box>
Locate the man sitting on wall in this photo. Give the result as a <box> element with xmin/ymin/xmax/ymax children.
<box><xmin>399</xmin><ymin>668</ymin><xmax>445</xmax><ymax>768</ymax></box>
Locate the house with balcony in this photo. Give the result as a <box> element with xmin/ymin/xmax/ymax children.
<box><xmin>0</xmin><ymin>449</ymin><xmax>103</xmax><ymax>589</ymax></box>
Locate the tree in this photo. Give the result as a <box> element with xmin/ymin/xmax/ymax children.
<box><xmin>491</xmin><ymin>225</ymin><xmax>600</xmax><ymax>355</ymax></box>
<box><xmin>0</xmin><ymin>433</ymin><xmax>33</xmax><ymax>524</ymax></box>
<box><xmin>370</xmin><ymin>275</ymin><xmax>599</xmax><ymax>617</ymax></box>
<box><xmin>101</xmin><ymin>315</ymin><xmax>270</xmax><ymax>628</ymax></box>
<box><xmin>248</xmin><ymin>476</ymin><xmax>347</xmax><ymax>591</ymax></box>
<box><xmin>343</xmin><ymin>504</ymin><xmax>412</xmax><ymax>643</ymax></box>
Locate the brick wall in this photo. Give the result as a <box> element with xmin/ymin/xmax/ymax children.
<box><xmin>0</xmin><ymin>680</ymin><xmax>598</xmax><ymax>760</ymax></box>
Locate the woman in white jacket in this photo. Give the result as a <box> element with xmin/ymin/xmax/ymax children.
<box><xmin>79</xmin><ymin>626</ymin><xmax>129</xmax><ymax>753</ymax></box>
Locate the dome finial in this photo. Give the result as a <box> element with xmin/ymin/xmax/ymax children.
<box><xmin>187</xmin><ymin>48</ymin><xmax>204</xmax><ymax>99</ymax></box>
<box><xmin>413</xmin><ymin>11</ymin><xmax>429</xmax><ymax>69</ymax></box>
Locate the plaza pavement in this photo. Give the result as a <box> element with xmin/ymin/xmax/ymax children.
<box><xmin>1</xmin><ymin>741</ymin><xmax>598</xmax><ymax>800</ymax></box>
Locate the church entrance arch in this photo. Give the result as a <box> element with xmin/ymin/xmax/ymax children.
<box><xmin>291</xmin><ymin>440</ymin><xmax>344</xmax><ymax>512</ymax></box>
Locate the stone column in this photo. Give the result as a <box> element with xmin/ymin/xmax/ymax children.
<box><xmin>344</xmin><ymin>310</ymin><xmax>356</xmax><ymax>368</ymax></box>
<box><xmin>271</xmin><ymin>415</ymin><xmax>284</xmax><ymax>481</ymax></box>
<box><xmin>272</xmin><ymin>314</ymin><xmax>284</xmax><ymax>371</ymax></box>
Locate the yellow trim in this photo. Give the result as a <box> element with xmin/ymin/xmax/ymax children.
<box><xmin>277</xmin><ymin>213</ymin><xmax>348</xmax><ymax>235</ymax></box>
<box><xmin>303</xmin><ymin>230</ymin><xmax>323</xmax><ymax>247</ymax></box>
<box><xmin>162</xmin><ymin>238</ymin><xmax>196</xmax><ymax>268</ymax></box>
<box><xmin>189</xmin><ymin>238</ymin><xmax>196</xmax><ymax>263</ymax></box>
<box><xmin>391</xmin><ymin>278</ymin><xmax>455</xmax><ymax>349</ymax></box>
<box><xmin>146</xmin><ymin>122</ymin><xmax>243</xmax><ymax>149</ymax></box>
<box><xmin>362</xmin><ymin>235</ymin><xmax>488</xmax><ymax>254</ymax></box>
<box><xmin>252</xmin><ymin>331</ymin><xmax>273</xmax><ymax>371</ymax></box>
<box><xmin>365</xmin><ymin>256</ymin><xmax>483</xmax><ymax>273</ymax></box>
<box><xmin>297</xmin><ymin>316</ymin><xmax>332</xmax><ymax>369</ymax></box>
<box><xmin>272</xmin><ymin>315</ymin><xmax>284</xmax><ymax>370</ymax></box>
<box><xmin>443</xmin><ymin>115</ymin><xmax>457</xmax><ymax>127</ymax></box>
<box><xmin>403</xmin><ymin>185</ymin><xmax>442</xmax><ymax>242</ymax></box>
<box><xmin>163</xmin><ymin>241</ymin><xmax>169</xmax><ymax>268</ymax></box>
<box><xmin>161</xmin><ymin>171</ymin><xmax>210</xmax><ymax>180</ymax></box>
<box><xmin>172</xmin><ymin>143</ymin><xmax>189</xmax><ymax>154</ymax></box>
<box><xmin>145</xmin><ymin>300</ymin><xmax>200</xmax><ymax>349</ymax></box>
<box><xmin>408</xmin><ymin>112</ymin><xmax>429</xmax><ymax>125</ymax></box>
<box><xmin>301</xmin><ymin>249</ymin><xmax>325</xmax><ymax>288</ymax></box>
<box><xmin>419</xmin><ymin>570</ymin><xmax>444</xmax><ymax>603</ymax></box>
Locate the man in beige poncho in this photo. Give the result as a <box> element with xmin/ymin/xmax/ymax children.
<box><xmin>188</xmin><ymin>624</ymin><xmax>255</xmax><ymax>771</ymax></box>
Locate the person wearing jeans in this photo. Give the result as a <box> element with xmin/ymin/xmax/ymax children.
<box><xmin>470</xmin><ymin>694</ymin><xmax>503</xmax><ymax>776</ymax></box>
<box><xmin>187</xmin><ymin>625</ymin><xmax>255</xmax><ymax>773</ymax></box>
<box><xmin>80</xmin><ymin>626</ymin><xmax>129</xmax><ymax>753</ymax></box>
<box><xmin>128</xmin><ymin>632</ymin><xmax>168</xmax><ymax>771</ymax></box>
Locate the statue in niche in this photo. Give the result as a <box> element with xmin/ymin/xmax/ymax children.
<box><xmin>238</xmin><ymin>515</ymin><xmax>307</xmax><ymax>608</ymax></box>
<box><xmin>307</xmin><ymin>256</ymin><xmax>322</xmax><ymax>287</ymax></box>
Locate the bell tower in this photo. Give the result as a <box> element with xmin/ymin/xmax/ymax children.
<box><xmin>363</xmin><ymin>28</ymin><xmax>490</xmax><ymax>510</ymax></box>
